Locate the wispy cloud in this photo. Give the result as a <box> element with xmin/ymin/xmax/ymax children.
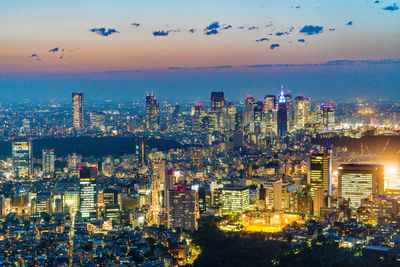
<box><xmin>48</xmin><ymin>48</ymin><xmax>59</xmax><ymax>53</ymax></box>
<box><xmin>247</xmin><ymin>26</ymin><xmax>259</xmax><ymax>31</ymax></box>
<box><xmin>131</xmin><ymin>23</ymin><xmax>141</xmax><ymax>27</ymax></box>
<box><xmin>299</xmin><ymin>25</ymin><xmax>323</xmax><ymax>35</ymax></box>
<box><xmin>188</xmin><ymin>29</ymin><xmax>196</xmax><ymax>34</ymax></box>
<box><xmin>152</xmin><ymin>30</ymin><xmax>170</xmax><ymax>36</ymax></box>
<box><xmin>204</xmin><ymin>21</ymin><xmax>220</xmax><ymax>35</ymax></box>
<box><xmin>298</xmin><ymin>39</ymin><xmax>305</xmax><ymax>43</ymax></box>
<box><xmin>90</xmin><ymin>28</ymin><xmax>119</xmax><ymax>37</ymax></box>
<box><xmin>346</xmin><ymin>21</ymin><xmax>353</xmax><ymax>26</ymax></box>
<box><xmin>255</xmin><ymin>38</ymin><xmax>269</xmax><ymax>42</ymax></box>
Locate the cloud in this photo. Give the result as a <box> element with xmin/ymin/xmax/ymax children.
<box><xmin>31</xmin><ymin>54</ymin><xmax>38</xmax><ymax>57</ymax></box>
<box><xmin>256</xmin><ymin>38</ymin><xmax>269</xmax><ymax>42</ymax></box>
<box><xmin>298</xmin><ymin>39</ymin><xmax>305</xmax><ymax>43</ymax></box>
<box><xmin>382</xmin><ymin>3</ymin><xmax>399</xmax><ymax>11</ymax></box>
<box><xmin>168</xmin><ymin>67</ymin><xmax>188</xmax><ymax>70</ymax></box>
<box><xmin>374</xmin><ymin>0</ymin><xmax>380</xmax><ymax>3</ymax></box>
<box><xmin>346</xmin><ymin>21</ymin><xmax>353</xmax><ymax>26</ymax></box>
<box><xmin>329</xmin><ymin>28</ymin><xmax>336</xmax><ymax>31</ymax></box>
<box><xmin>205</xmin><ymin>29</ymin><xmax>218</xmax><ymax>35</ymax></box>
<box><xmin>238</xmin><ymin>26</ymin><xmax>245</xmax><ymax>29</ymax></box>
<box><xmin>295</xmin><ymin>5</ymin><xmax>301</xmax><ymax>9</ymax></box>
<box><xmin>276</xmin><ymin>31</ymin><xmax>289</xmax><ymax>36</ymax></box>
<box><xmin>131</xmin><ymin>23</ymin><xmax>141</xmax><ymax>27</ymax></box>
<box><xmin>90</xmin><ymin>28</ymin><xmax>119</xmax><ymax>36</ymax></box>
<box><xmin>247</xmin><ymin>26</ymin><xmax>259</xmax><ymax>30</ymax></box>
<box><xmin>270</xmin><ymin>44</ymin><xmax>280</xmax><ymax>49</ymax></box>
<box><xmin>152</xmin><ymin>30</ymin><xmax>170</xmax><ymax>36</ymax></box>
<box><xmin>192</xmin><ymin>65</ymin><xmax>232</xmax><ymax>70</ymax></box>
<box><xmin>204</xmin><ymin>21</ymin><xmax>221</xmax><ymax>35</ymax></box>
<box><xmin>222</xmin><ymin>25</ymin><xmax>232</xmax><ymax>30</ymax></box>
<box><xmin>48</xmin><ymin>48</ymin><xmax>59</xmax><ymax>53</ymax></box>
<box><xmin>299</xmin><ymin>25</ymin><xmax>323</xmax><ymax>35</ymax></box>
<box><xmin>188</xmin><ymin>29</ymin><xmax>196</xmax><ymax>33</ymax></box>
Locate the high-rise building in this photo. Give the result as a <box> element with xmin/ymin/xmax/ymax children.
<box><xmin>264</xmin><ymin>95</ymin><xmax>276</xmax><ymax>111</ymax></box>
<box><xmin>313</xmin><ymin>188</ymin><xmax>324</xmax><ymax>217</ymax></box>
<box><xmin>79</xmin><ymin>166</ymin><xmax>97</xmax><ymax>220</ymax></box>
<box><xmin>210</xmin><ymin>91</ymin><xmax>226</xmax><ymax>112</ymax></box>
<box><xmin>308</xmin><ymin>147</ymin><xmax>332</xmax><ymax>196</ymax></box>
<box><xmin>265</xmin><ymin>180</ymin><xmax>282</xmax><ymax>211</ymax></box>
<box><xmin>145</xmin><ymin>92</ymin><xmax>160</xmax><ymax>131</ymax></box>
<box><xmin>135</xmin><ymin>138</ymin><xmax>148</xmax><ymax>166</ymax></box>
<box><xmin>284</xmin><ymin>91</ymin><xmax>293</xmax><ymax>129</ymax></box>
<box><xmin>277</xmin><ymin>88</ymin><xmax>287</xmax><ymax>137</ymax></box>
<box><xmin>12</xmin><ymin>140</ymin><xmax>33</xmax><ymax>177</ymax></box>
<box><xmin>339</xmin><ymin>164</ymin><xmax>384</xmax><ymax>209</ymax></box>
<box><xmin>64</xmin><ymin>189</ymin><xmax>79</xmax><ymax>213</ymax></box>
<box><xmin>166</xmin><ymin>185</ymin><xmax>199</xmax><ymax>231</ymax></box>
<box><xmin>318</xmin><ymin>103</ymin><xmax>335</xmax><ymax>127</ymax></box>
<box><xmin>221</xmin><ymin>186</ymin><xmax>250</xmax><ymax>214</ymax></box>
<box><xmin>294</xmin><ymin>95</ymin><xmax>311</xmax><ymax>129</ymax></box>
<box><xmin>72</xmin><ymin>93</ymin><xmax>84</xmax><ymax>131</ymax></box>
<box><xmin>42</xmin><ymin>148</ymin><xmax>55</xmax><ymax>174</ymax></box>
<box><xmin>89</xmin><ymin>111</ymin><xmax>105</xmax><ymax>131</ymax></box>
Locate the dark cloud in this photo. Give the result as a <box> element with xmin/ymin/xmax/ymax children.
<box><xmin>346</xmin><ymin>21</ymin><xmax>353</xmax><ymax>26</ymax></box>
<box><xmin>152</xmin><ymin>30</ymin><xmax>170</xmax><ymax>36</ymax></box>
<box><xmin>247</xmin><ymin>26</ymin><xmax>259</xmax><ymax>30</ymax></box>
<box><xmin>168</xmin><ymin>67</ymin><xmax>188</xmax><ymax>70</ymax></box>
<box><xmin>246</xmin><ymin>59</ymin><xmax>400</xmax><ymax>68</ymax></box>
<box><xmin>31</xmin><ymin>54</ymin><xmax>38</xmax><ymax>57</ymax></box>
<box><xmin>270</xmin><ymin>44</ymin><xmax>280</xmax><ymax>49</ymax></box>
<box><xmin>295</xmin><ymin>5</ymin><xmax>301</xmax><ymax>9</ymax></box>
<box><xmin>222</xmin><ymin>25</ymin><xmax>232</xmax><ymax>30</ymax></box>
<box><xmin>131</xmin><ymin>23</ymin><xmax>141</xmax><ymax>27</ymax></box>
<box><xmin>276</xmin><ymin>32</ymin><xmax>289</xmax><ymax>36</ymax></box>
<box><xmin>30</xmin><ymin>53</ymin><xmax>41</xmax><ymax>61</ymax></box>
<box><xmin>382</xmin><ymin>3</ymin><xmax>399</xmax><ymax>11</ymax></box>
<box><xmin>329</xmin><ymin>28</ymin><xmax>336</xmax><ymax>31</ymax></box>
<box><xmin>192</xmin><ymin>65</ymin><xmax>232</xmax><ymax>70</ymax></box>
<box><xmin>299</xmin><ymin>25</ymin><xmax>323</xmax><ymax>35</ymax></box>
<box><xmin>188</xmin><ymin>29</ymin><xmax>196</xmax><ymax>33</ymax></box>
<box><xmin>90</xmin><ymin>28</ymin><xmax>119</xmax><ymax>37</ymax></box>
<box><xmin>255</xmin><ymin>38</ymin><xmax>269</xmax><ymax>42</ymax></box>
<box><xmin>48</xmin><ymin>48</ymin><xmax>59</xmax><ymax>53</ymax></box>
<box><xmin>298</xmin><ymin>39</ymin><xmax>305</xmax><ymax>43</ymax></box>
<box><xmin>204</xmin><ymin>21</ymin><xmax>222</xmax><ymax>35</ymax></box>
<box><xmin>374</xmin><ymin>0</ymin><xmax>380</xmax><ymax>3</ymax></box>
<box><xmin>238</xmin><ymin>26</ymin><xmax>245</xmax><ymax>29</ymax></box>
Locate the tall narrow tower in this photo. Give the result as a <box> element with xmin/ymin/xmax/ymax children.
<box><xmin>72</xmin><ymin>93</ymin><xmax>84</xmax><ymax>131</ymax></box>
<box><xmin>277</xmin><ymin>86</ymin><xmax>287</xmax><ymax>137</ymax></box>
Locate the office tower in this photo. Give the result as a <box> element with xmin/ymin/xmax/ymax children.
<box><xmin>308</xmin><ymin>147</ymin><xmax>332</xmax><ymax>196</ymax></box>
<box><xmin>103</xmin><ymin>189</ymin><xmax>118</xmax><ymax>205</ymax></box>
<box><xmin>166</xmin><ymin>185</ymin><xmax>199</xmax><ymax>231</ymax></box>
<box><xmin>264</xmin><ymin>95</ymin><xmax>276</xmax><ymax>111</ymax></box>
<box><xmin>313</xmin><ymin>188</ymin><xmax>324</xmax><ymax>217</ymax></box>
<box><xmin>145</xmin><ymin>92</ymin><xmax>160</xmax><ymax>131</ymax></box>
<box><xmin>72</xmin><ymin>92</ymin><xmax>84</xmax><ymax>131</ymax></box>
<box><xmin>64</xmin><ymin>189</ymin><xmax>79</xmax><ymax>212</ymax></box>
<box><xmin>265</xmin><ymin>180</ymin><xmax>282</xmax><ymax>211</ymax></box>
<box><xmin>105</xmin><ymin>203</ymin><xmax>120</xmax><ymax>221</ymax></box>
<box><xmin>277</xmin><ymin>87</ymin><xmax>287</xmax><ymax>137</ymax></box>
<box><xmin>284</xmin><ymin>91</ymin><xmax>293</xmax><ymax>129</ymax></box>
<box><xmin>338</xmin><ymin>164</ymin><xmax>384</xmax><ymax>209</ymax></box>
<box><xmin>102</xmin><ymin>156</ymin><xmax>114</xmax><ymax>177</ymax></box>
<box><xmin>89</xmin><ymin>111</ymin><xmax>105</xmax><ymax>131</ymax></box>
<box><xmin>68</xmin><ymin>153</ymin><xmax>81</xmax><ymax>170</ymax></box>
<box><xmin>12</xmin><ymin>140</ymin><xmax>33</xmax><ymax>177</ymax></box>
<box><xmin>79</xmin><ymin>166</ymin><xmax>97</xmax><ymax>220</ymax></box>
<box><xmin>318</xmin><ymin>103</ymin><xmax>335</xmax><ymax>127</ymax></box>
<box><xmin>210</xmin><ymin>91</ymin><xmax>226</xmax><ymax>112</ymax></box>
<box><xmin>31</xmin><ymin>193</ymin><xmax>51</xmax><ymax>215</ymax></box>
<box><xmin>135</xmin><ymin>138</ymin><xmax>148</xmax><ymax>166</ymax></box>
<box><xmin>294</xmin><ymin>95</ymin><xmax>311</xmax><ymax>129</ymax></box>
<box><xmin>164</xmin><ymin>169</ymin><xmax>175</xmax><ymax>207</ymax></box>
<box><xmin>172</xmin><ymin>103</ymin><xmax>180</xmax><ymax>119</ymax></box>
<box><xmin>221</xmin><ymin>186</ymin><xmax>250</xmax><ymax>214</ymax></box>
<box><xmin>223</xmin><ymin>103</ymin><xmax>237</xmax><ymax>130</ymax></box>
<box><xmin>42</xmin><ymin>148</ymin><xmax>55</xmax><ymax>174</ymax></box>
<box><xmin>243</xmin><ymin>95</ymin><xmax>256</xmax><ymax>126</ymax></box>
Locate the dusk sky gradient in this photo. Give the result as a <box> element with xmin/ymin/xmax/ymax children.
<box><xmin>0</xmin><ymin>0</ymin><xmax>399</xmax><ymax>101</ymax></box>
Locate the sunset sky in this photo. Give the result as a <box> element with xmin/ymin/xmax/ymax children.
<box><xmin>0</xmin><ymin>0</ymin><xmax>399</xmax><ymax>101</ymax></box>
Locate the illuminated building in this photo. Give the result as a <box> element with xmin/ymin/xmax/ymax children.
<box><xmin>64</xmin><ymin>189</ymin><xmax>79</xmax><ymax>212</ymax></box>
<box><xmin>12</xmin><ymin>140</ymin><xmax>33</xmax><ymax>177</ymax></box>
<box><xmin>164</xmin><ymin>169</ymin><xmax>175</xmax><ymax>207</ymax></box>
<box><xmin>79</xmin><ymin>166</ymin><xmax>97</xmax><ymax>220</ymax></box>
<box><xmin>339</xmin><ymin>164</ymin><xmax>384</xmax><ymax>209</ymax></box>
<box><xmin>244</xmin><ymin>95</ymin><xmax>256</xmax><ymax>126</ymax></box>
<box><xmin>145</xmin><ymin>92</ymin><xmax>160</xmax><ymax>131</ymax></box>
<box><xmin>72</xmin><ymin>92</ymin><xmax>84</xmax><ymax>131</ymax></box>
<box><xmin>277</xmin><ymin>87</ymin><xmax>287</xmax><ymax>137</ymax></box>
<box><xmin>265</xmin><ymin>180</ymin><xmax>282</xmax><ymax>211</ymax></box>
<box><xmin>42</xmin><ymin>148</ymin><xmax>55</xmax><ymax>174</ymax></box>
<box><xmin>105</xmin><ymin>203</ymin><xmax>120</xmax><ymax>221</ymax></box>
<box><xmin>102</xmin><ymin>156</ymin><xmax>114</xmax><ymax>177</ymax></box>
<box><xmin>210</xmin><ymin>91</ymin><xmax>226</xmax><ymax>112</ymax></box>
<box><xmin>167</xmin><ymin>185</ymin><xmax>199</xmax><ymax>231</ymax></box>
<box><xmin>221</xmin><ymin>186</ymin><xmax>250</xmax><ymax>214</ymax></box>
<box><xmin>318</xmin><ymin>103</ymin><xmax>335</xmax><ymax>128</ymax></box>
<box><xmin>68</xmin><ymin>153</ymin><xmax>81</xmax><ymax>170</ymax></box>
<box><xmin>313</xmin><ymin>188</ymin><xmax>324</xmax><ymax>217</ymax></box>
<box><xmin>308</xmin><ymin>147</ymin><xmax>332</xmax><ymax>196</ymax></box>
<box><xmin>284</xmin><ymin>91</ymin><xmax>293</xmax><ymax>130</ymax></box>
<box><xmin>264</xmin><ymin>95</ymin><xmax>276</xmax><ymax>111</ymax></box>
<box><xmin>31</xmin><ymin>193</ymin><xmax>51</xmax><ymax>215</ymax></box>
<box><xmin>135</xmin><ymin>138</ymin><xmax>148</xmax><ymax>166</ymax></box>
<box><xmin>294</xmin><ymin>95</ymin><xmax>311</xmax><ymax>129</ymax></box>
<box><xmin>89</xmin><ymin>111</ymin><xmax>105</xmax><ymax>132</ymax></box>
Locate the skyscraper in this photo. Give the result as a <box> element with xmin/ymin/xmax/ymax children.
<box><xmin>89</xmin><ymin>111</ymin><xmax>105</xmax><ymax>132</ymax></box>
<box><xmin>221</xmin><ymin>186</ymin><xmax>250</xmax><ymax>214</ymax></box>
<box><xmin>145</xmin><ymin>92</ymin><xmax>160</xmax><ymax>131</ymax></box>
<box><xmin>339</xmin><ymin>164</ymin><xmax>384</xmax><ymax>209</ymax></box>
<box><xmin>318</xmin><ymin>103</ymin><xmax>335</xmax><ymax>128</ymax></box>
<box><xmin>277</xmin><ymin>87</ymin><xmax>287</xmax><ymax>137</ymax></box>
<box><xmin>12</xmin><ymin>140</ymin><xmax>33</xmax><ymax>177</ymax></box>
<box><xmin>135</xmin><ymin>138</ymin><xmax>148</xmax><ymax>166</ymax></box>
<box><xmin>72</xmin><ymin>93</ymin><xmax>84</xmax><ymax>131</ymax></box>
<box><xmin>166</xmin><ymin>185</ymin><xmax>199</xmax><ymax>231</ymax></box>
<box><xmin>42</xmin><ymin>148</ymin><xmax>55</xmax><ymax>174</ymax></box>
<box><xmin>294</xmin><ymin>95</ymin><xmax>311</xmax><ymax>129</ymax></box>
<box><xmin>79</xmin><ymin>166</ymin><xmax>97</xmax><ymax>220</ymax></box>
<box><xmin>210</xmin><ymin>91</ymin><xmax>225</xmax><ymax>112</ymax></box>
<box><xmin>308</xmin><ymin>147</ymin><xmax>332</xmax><ymax>196</ymax></box>
<box><xmin>284</xmin><ymin>91</ymin><xmax>293</xmax><ymax>130</ymax></box>
<box><xmin>264</xmin><ymin>95</ymin><xmax>276</xmax><ymax>111</ymax></box>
